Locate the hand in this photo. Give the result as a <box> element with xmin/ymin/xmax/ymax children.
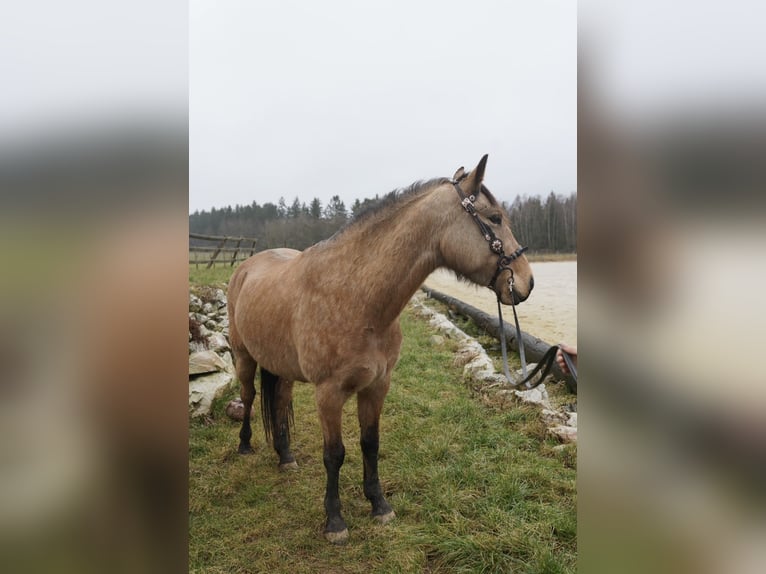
<box><xmin>556</xmin><ymin>343</ymin><xmax>577</xmax><ymax>376</ymax></box>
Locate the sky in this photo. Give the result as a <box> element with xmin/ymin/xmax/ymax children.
<box><xmin>189</xmin><ymin>0</ymin><xmax>577</xmax><ymax>213</ymax></box>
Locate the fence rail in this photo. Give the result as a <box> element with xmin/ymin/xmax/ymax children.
<box><xmin>189</xmin><ymin>233</ymin><xmax>257</xmax><ymax>268</ymax></box>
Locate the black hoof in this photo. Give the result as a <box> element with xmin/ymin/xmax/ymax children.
<box><xmin>238</xmin><ymin>444</ymin><xmax>255</xmax><ymax>455</ymax></box>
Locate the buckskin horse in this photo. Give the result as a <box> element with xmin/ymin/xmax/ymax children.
<box><xmin>227</xmin><ymin>155</ymin><xmax>534</xmax><ymax>543</ymax></box>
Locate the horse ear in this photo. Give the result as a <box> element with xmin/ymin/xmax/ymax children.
<box><xmin>465</xmin><ymin>154</ymin><xmax>489</xmax><ymax>193</ymax></box>
<box><xmin>452</xmin><ymin>166</ymin><xmax>465</xmax><ymax>181</ymax></box>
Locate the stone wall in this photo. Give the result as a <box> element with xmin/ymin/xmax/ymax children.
<box><xmin>188</xmin><ymin>287</ymin><xmax>234</xmax><ymax>417</ymax></box>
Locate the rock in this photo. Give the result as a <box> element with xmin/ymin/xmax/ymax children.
<box><xmin>202</xmin><ymin>302</ymin><xmax>215</xmax><ymax>315</ymax></box>
<box><xmin>189</xmin><ymin>341</ymin><xmax>207</xmax><ymax>354</ymax></box>
<box><xmin>204</xmin><ymin>319</ymin><xmax>217</xmax><ymax>330</ymax></box>
<box><xmin>189</xmin><ymin>294</ymin><xmax>202</xmax><ymax>313</ymax></box>
<box><xmin>214</xmin><ymin>289</ymin><xmax>227</xmax><ymax>307</ymax></box>
<box><xmin>220</xmin><ymin>351</ymin><xmax>234</xmax><ymax>371</ymax></box>
<box><xmin>207</xmin><ymin>332</ymin><xmax>230</xmax><ymax>352</ymax></box>
<box><xmin>429</xmin><ymin>335</ymin><xmax>445</xmax><ymax>346</ymax></box>
<box><xmin>225</xmin><ymin>398</ymin><xmax>255</xmax><ymax>421</ymax></box>
<box><xmin>189</xmin><ymin>350</ymin><xmax>228</xmax><ymax>375</ymax></box>
<box><xmin>514</xmin><ymin>384</ymin><xmax>552</xmax><ymax>410</ymax></box>
<box><xmin>189</xmin><ymin>371</ymin><xmax>235</xmax><ymax>417</ymax></box>
<box><xmin>548</xmin><ymin>424</ymin><xmax>577</xmax><ymax>443</ymax></box>
<box><xmin>541</xmin><ymin>408</ymin><xmax>567</xmax><ymax>426</ymax></box>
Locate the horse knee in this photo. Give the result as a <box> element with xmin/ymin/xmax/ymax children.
<box><xmin>323</xmin><ymin>441</ymin><xmax>345</xmax><ymax>471</ymax></box>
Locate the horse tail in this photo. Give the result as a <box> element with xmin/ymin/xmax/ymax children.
<box><xmin>260</xmin><ymin>368</ymin><xmax>294</xmax><ymax>442</ymax></box>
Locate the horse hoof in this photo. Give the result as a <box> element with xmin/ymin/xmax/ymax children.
<box><xmin>373</xmin><ymin>510</ymin><xmax>396</xmax><ymax>525</ymax></box>
<box><xmin>324</xmin><ymin>528</ymin><xmax>349</xmax><ymax>545</ymax></box>
<box><xmin>279</xmin><ymin>460</ymin><xmax>299</xmax><ymax>471</ymax></box>
<box><xmin>238</xmin><ymin>445</ymin><xmax>255</xmax><ymax>455</ymax></box>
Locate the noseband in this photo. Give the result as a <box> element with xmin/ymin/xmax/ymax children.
<box><xmin>450</xmin><ymin>177</ymin><xmax>576</xmax><ymax>390</ymax></box>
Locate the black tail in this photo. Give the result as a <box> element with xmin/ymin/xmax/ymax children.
<box><xmin>260</xmin><ymin>368</ymin><xmax>294</xmax><ymax>442</ymax></box>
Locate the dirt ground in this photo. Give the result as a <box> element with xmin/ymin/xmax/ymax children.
<box><xmin>422</xmin><ymin>261</ymin><xmax>577</xmax><ymax>345</ymax></box>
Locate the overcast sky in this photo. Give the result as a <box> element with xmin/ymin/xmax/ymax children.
<box><xmin>189</xmin><ymin>1</ymin><xmax>576</xmax><ymax>213</ymax></box>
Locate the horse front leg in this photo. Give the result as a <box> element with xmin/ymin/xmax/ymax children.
<box><xmin>357</xmin><ymin>380</ymin><xmax>395</xmax><ymax>524</ymax></box>
<box><xmin>315</xmin><ymin>383</ymin><xmax>350</xmax><ymax>544</ymax></box>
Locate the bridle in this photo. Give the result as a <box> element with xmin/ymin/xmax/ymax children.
<box><xmin>451</xmin><ymin>176</ymin><xmax>577</xmax><ymax>390</ymax></box>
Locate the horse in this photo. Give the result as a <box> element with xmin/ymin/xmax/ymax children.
<box><xmin>227</xmin><ymin>155</ymin><xmax>534</xmax><ymax>544</ymax></box>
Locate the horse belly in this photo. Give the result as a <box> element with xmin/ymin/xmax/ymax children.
<box><xmin>232</xmin><ymin>254</ymin><xmax>308</xmax><ymax>381</ymax></box>
<box><xmin>235</xmin><ymin>306</ymin><xmax>303</xmax><ymax>378</ymax></box>
<box><xmin>327</xmin><ymin>328</ymin><xmax>403</xmax><ymax>393</ymax></box>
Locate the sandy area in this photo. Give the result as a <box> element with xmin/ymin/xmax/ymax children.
<box><xmin>422</xmin><ymin>261</ymin><xmax>577</xmax><ymax>345</ymax></box>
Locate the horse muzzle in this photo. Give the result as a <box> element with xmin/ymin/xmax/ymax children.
<box><xmin>505</xmin><ymin>274</ymin><xmax>533</xmax><ymax>305</ymax></box>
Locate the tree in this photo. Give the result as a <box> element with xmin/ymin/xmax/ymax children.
<box><xmin>190</xmin><ymin>190</ymin><xmax>576</xmax><ymax>255</ymax></box>
<box><xmin>309</xmin><ymin>197</ymin><xmax>323</xmax><ymax>219</ymax></box>
<box><xmin>277</xmin><ymin>197</ymin><xmax>287</xmax><ymax>218</ymax></box>
<box><xmin>288</xmin><ymin>196</ymin><xmax>302</xmax><ymax>218</ymax></box>
<box><xmin>324</xmin><ymin>195</ymin><xmax>347</xmax><ymax>220</ymax></box>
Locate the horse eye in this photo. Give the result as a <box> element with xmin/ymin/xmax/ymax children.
<box><xmin>489</xmin><ymin>214</ymin><xmax>502</xmax><ymax>225</ymax></box>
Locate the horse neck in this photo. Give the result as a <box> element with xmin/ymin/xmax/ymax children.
<box><xmin>315</xmin><ymin>187</ymin><xmax>453</xmax><ymax>327</ymax></box>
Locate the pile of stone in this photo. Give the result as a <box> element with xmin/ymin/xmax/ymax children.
<box><xmin>189</xmin><ymin>287</ymin><xmax>235</xmax><ymax>417</ymax></box>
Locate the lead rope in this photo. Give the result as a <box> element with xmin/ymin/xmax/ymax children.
<box><xmin>496</xmin><ymin>272</ymin><xmax>527</xmax><ymax>383</ymax></box>
<box><xmin>509</xmin><ymin>273</ymin><xmax>528</xmax><ymax>377</ymax></box>
<box><xmin>496</xmin><ymin>273</ymin><xmax>576</xmax><ymax>390</ymax></box>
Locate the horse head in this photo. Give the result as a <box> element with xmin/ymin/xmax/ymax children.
<box><xmin>441</xmin><ymin>154</ymin><xmax>534</xmax><ymax>305</ymax></box>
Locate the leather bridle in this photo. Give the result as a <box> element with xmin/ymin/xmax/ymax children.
<box><xmin>451</xmin><ymin>176</ymin><xmax>577</xmax><ymax>390</ymax></box>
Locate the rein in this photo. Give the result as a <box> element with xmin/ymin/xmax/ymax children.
<box><xmin>451</xmin><ymin>177</ymin><xmax>577</xmax><ymax>390</ymax></box>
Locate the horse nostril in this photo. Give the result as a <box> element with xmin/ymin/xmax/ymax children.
<box><xmin>529</xmin><ymin>276</ymin><xmax>535</xmax><ymax>292</ymax></box>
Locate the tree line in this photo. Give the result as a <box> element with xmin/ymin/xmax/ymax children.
<box><xmin>190</xmin><ymin>191</ymin><xmax>576</xmax><ymax>253</ymax></box>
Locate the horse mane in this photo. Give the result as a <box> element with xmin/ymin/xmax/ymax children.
<box><xmin>322</xmin><ymin>176</ymin><xmax>500</xmax><ymax>244</ymax></box>
<box><xmin>330</xmin><ymin>177</ymin><xmax>452</xmax><ymax>239</ymax></box>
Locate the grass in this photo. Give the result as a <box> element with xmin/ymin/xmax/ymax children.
<box><xmin>189</xmin><ymin>264</ymin><xmax>235</xmax><ymax>287</ymax></box>
<box><xmin>189</xmin><ymin>270</ymin><xmax>576</xmax><ymax>573</ymax></box>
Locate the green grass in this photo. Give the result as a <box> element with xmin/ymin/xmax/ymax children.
<box><xmin>189</xmin><ymin>301</ymin><xmax>576</xmax><ymax>573</ymax></box>
<box><xmin>189</xmin><ymin>265</ymin><xmax>236</xmax><ymax>287</ymax></box>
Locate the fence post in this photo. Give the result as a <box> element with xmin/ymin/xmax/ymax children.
<box><xmin>206</xmin><ymin>237</ymin><xmax>228</xmax><ymax>269</ymax></box>
<box><xmin>190</xmin><ymin>233</ymin><xmax>258</xmax><ymax>270</ymax></box>
<box><xmin>230</xmin><ymin>237</ymin><xmax>243</xmax><ymax>267</ymax></box>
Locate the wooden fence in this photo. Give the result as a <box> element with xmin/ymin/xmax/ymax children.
<box><xmin>189</xmin><ymin>233</ymin><xmax>258</xmax><ymax>268</ymax></box>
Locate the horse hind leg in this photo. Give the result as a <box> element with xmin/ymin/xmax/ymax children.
<box><xmin>234</xmin><ymin>350</ymin><xmax>257</xmax><ymax>455</ymax></box>
<box><xmin>260</xmin><ymin>368</ymin><xmax>298</xmax><ymax>471</ymax></box>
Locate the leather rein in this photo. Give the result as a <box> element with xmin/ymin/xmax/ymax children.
<box><xmin>451</xmin><ymin>177</ymin><xmax>577</xmax><ymax>390</ymax></box>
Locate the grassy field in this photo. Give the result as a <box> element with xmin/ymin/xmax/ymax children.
<box><xmin>189</xmin><ymin>266</ymin><xmax>576</xmax><ymax>573</ymax></box>
<box><xmin>189</xmin><ymin>264</ymin><xmax>235</xmax><ymax>287</ymax></box>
